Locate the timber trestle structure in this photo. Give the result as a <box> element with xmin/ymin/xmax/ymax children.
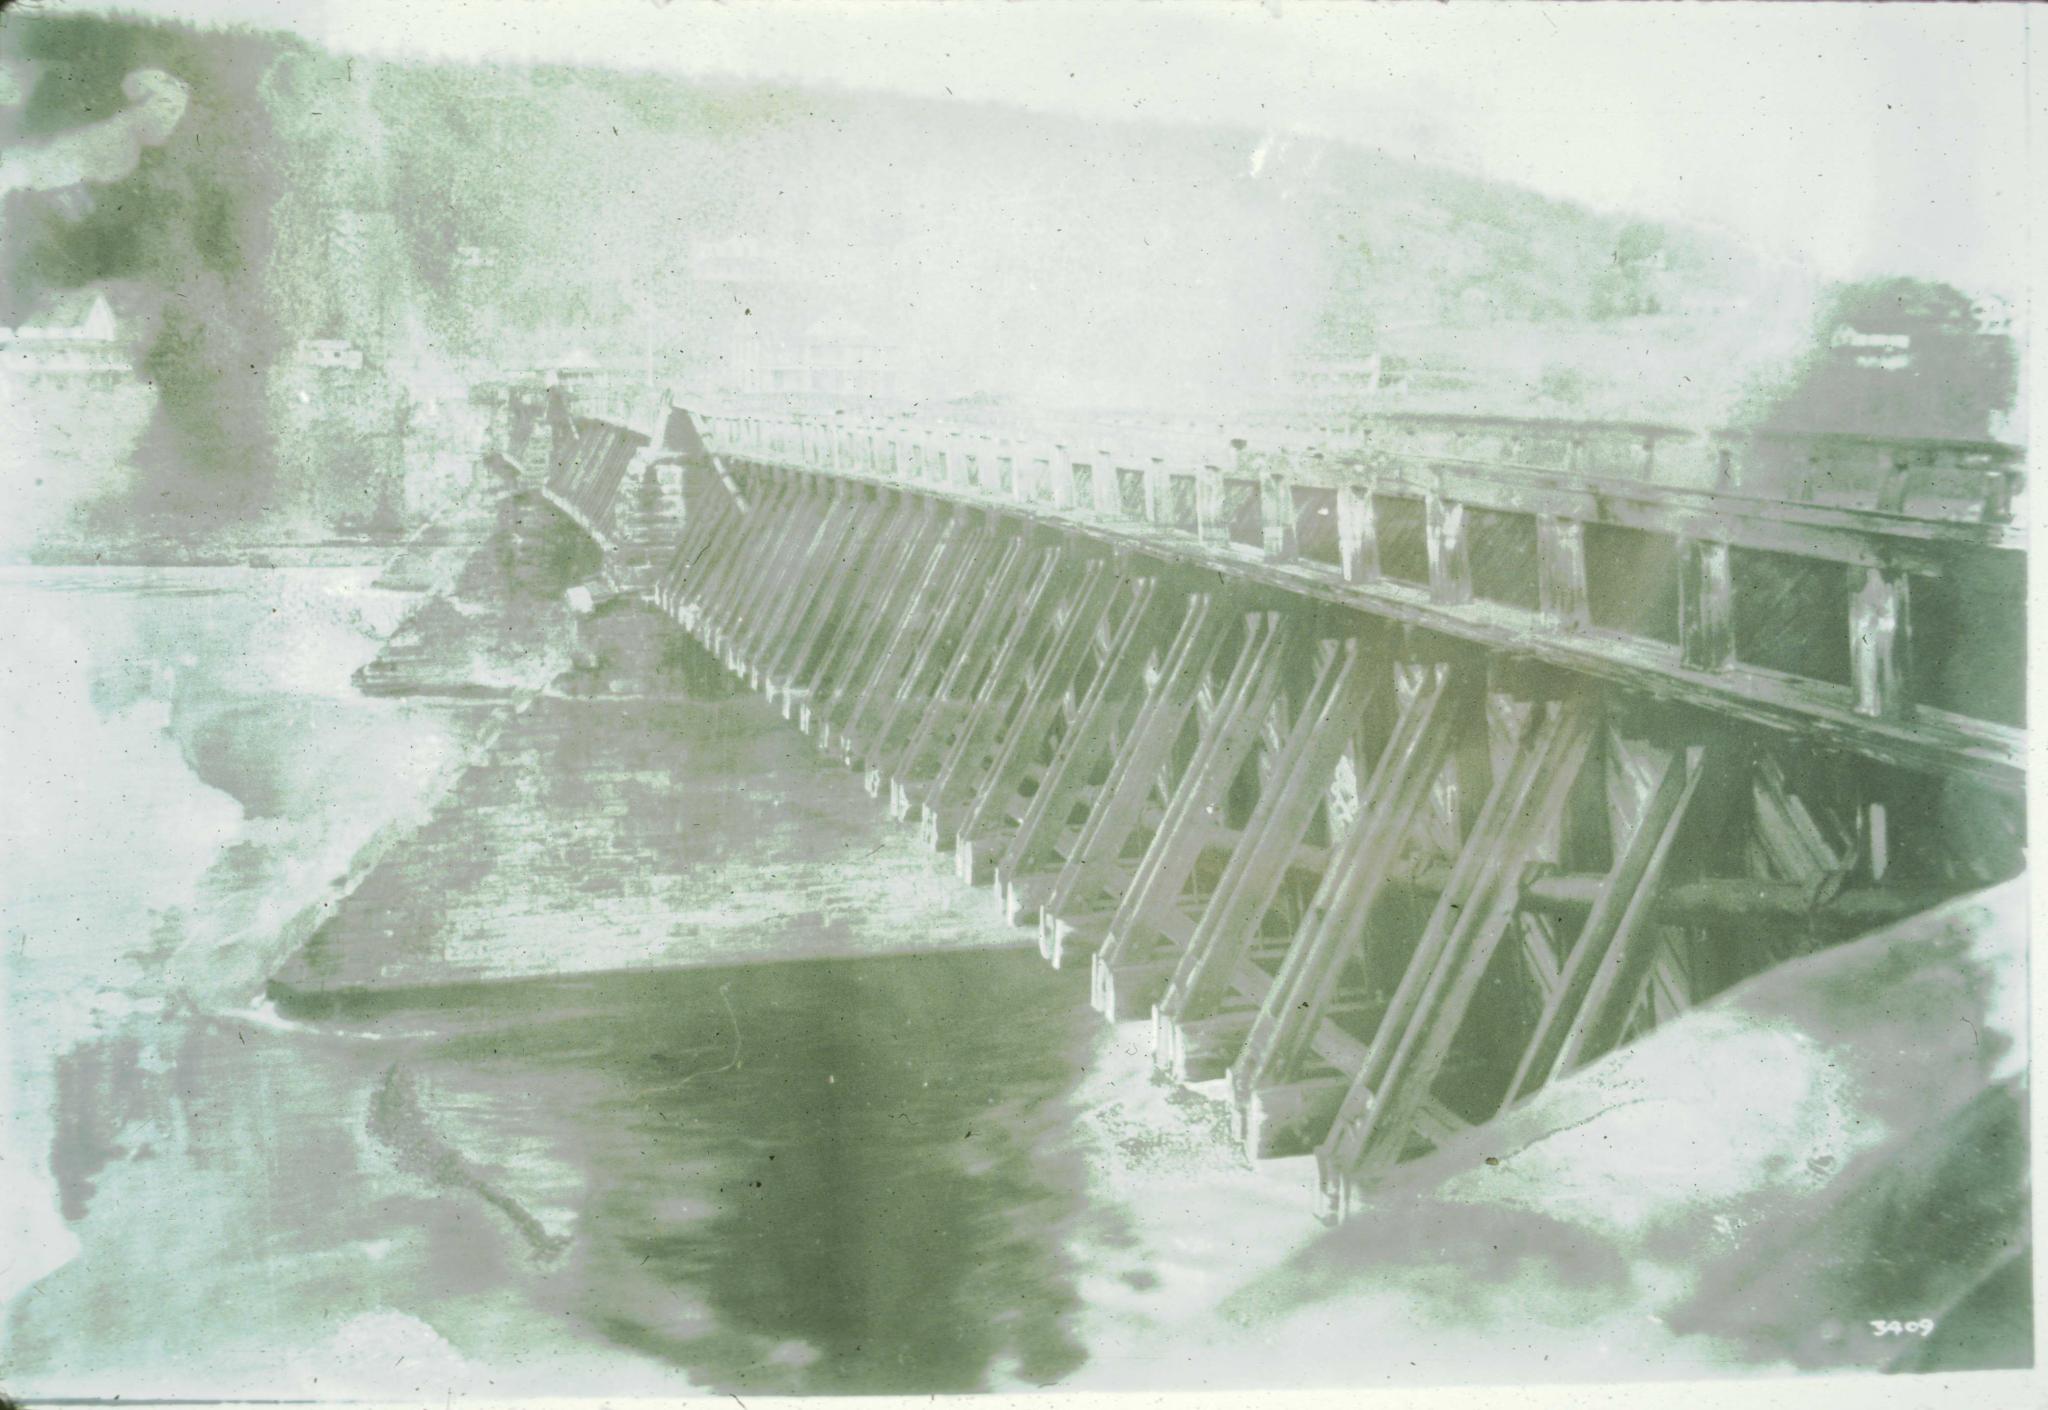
<box><xmin>538</xmin><ymin>394</ymin><xmax>2026</xmax><ymax>1219</ymax></box>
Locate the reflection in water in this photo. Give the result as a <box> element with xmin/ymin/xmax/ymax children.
<box><xmin>3</xmin><ymin>566</ymin><xmax>1148</xmax><ymax>1398</ymax></box>
<box><xmin>26</xmin><ymin>944</ymin><xmax>1105</xmax><ymax>1395</ymax></box>
<box><xmin>370</xmin><ymin>952</ymin><xmax>1098</xmax><ymax>1393</ymax></box>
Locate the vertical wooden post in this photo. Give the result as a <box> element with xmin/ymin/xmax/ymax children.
<box><xmin>1338</xmin><ymin>483</ymin><xmax>1380</xmax><ymax>584</ymax></box>
<box><xmin>1536</xmin><ymin>514</ymin><xmax>1589</xmax><ymax>629</ymax></box>
<box><xmin>1877</xmin><ymin>452</ymin><xmax>1915</xmax><ymax>513</ymax></box>
<box><xmin>1861</xmin><ymin>798</ymin><xmax>1891</xmax><ymax>882</ymax></box>
<box><xmin>1197</xmin><ymin>463</ymin><xmax>1228</xmax><ymax>545</ymax></box>
<box><xmin>1983</xmin><ymin>469</ymin><xmax>2016</xmax><ymax>524</ymax></box>
<box><xmin>1678</xmin><ymin>538</ymin><xmax>1734</xmax><ymax>672</ymax></box>
<box><xmin>1263</xmin><ymin>468</ymin><xmax>1298</xmax><ymax>561</ymax></box>
<box><xmin>1426</xmin><ymin>492</ymin><xmax>1471</xmax><ymax>605</ymax></box>
<box><xmin>1849</xmin><ymin>566</ymin><xmax>1913</xmax><ymax>719</ymax></box>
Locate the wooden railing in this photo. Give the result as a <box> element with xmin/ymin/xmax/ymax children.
<box><xmin>673</xmin><ymin>400</ymin><xmax>2025</xmax><ymax>795</ymax></box>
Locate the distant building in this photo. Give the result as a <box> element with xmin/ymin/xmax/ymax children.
<box><xmin>11</xmin><ymin>290</ymin><xmax>119</xmax><ymax>342</ymax></box>
<box><xmin>295</xmin><ymin>337</ymin><xmax>365</xmax><ymax>371</ymax></box>
<box><xmin>1294</xmin><ymin>355</ymin><xmax>1384</xmax><ymax>401</ymax></box>
<box><xmin>721</xmin><ymin>311</ymin><xmax>898</xmax><ymax>400</ymax></box>
<box><xmin>780</xmin><ymin>314</ymin><xmax>896</xmax><ymax>398</ymax></box>
<box><xmin>1</xmin><ymin>290</ymin><xmax>128</xmax><ymax>372</ymax></box>
<box><xmin>1972</xmin><ymin>297</ymin><xmax>2013</xmax><ymax>336</ymax></box>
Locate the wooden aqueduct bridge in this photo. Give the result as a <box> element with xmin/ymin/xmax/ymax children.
<box><xmin>507</xmin><ymin>384</ymin><xmax>2026</xmax><ymax>1217</ymax></box>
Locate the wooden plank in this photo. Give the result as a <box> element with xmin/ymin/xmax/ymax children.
<box><xmin>1384</xmin><ymin>457</ymin><xmax>2017</xmax><ymax>572</ymax></box>
<box><xmin>684</xmin><ymin>459</ymin><xmax>786</xmax><ymax>631</ymax></box>
<box><xmin>1263</xmin><ymin>471</ymin><xmax>1298</xmax><ymax>561</ymax></box>
<box><xmin>1338</xmin><ymin>483</ymin><xmax>1381</xmax><ymax>584</ymax></box>
<box><xmin>791</xmin><ymin>494</ymin><xmax>908</xmax><ymax>698</ymax></box>
<box><xmin>1536</xmin><ymin>514</ymin><xmax>1590</xmax><ymax>629</ymax></box>
<box><xmin>714</xmin><ymin>477</ymin><xmax>826</xmax><ymax>642</ymax></box>
<box><xmin>731</xmin><ymin>483</ymin><xmax>853</xmax><ymax>678</ymax></box>
<box><xmin>772</xmin><ymin>493</ymin><xmax>896</xmax><ymax>698</ymax></box>
<box><xmin>859</xmin><ymin>524</ymin><xmax>1008</xmax><ymax>766</ymax></box>
<box><xmin>752</xmin><ymin>489</ymin><xmax>868</xmax><ymax>686</ymax></box>
<box><xmin>1515</xmin><ymin>912</ymin><xmax>1565</xmax><ymax>999</ymax></box>
<box><xmin>701</xmin><ymin>477</ymin><xmax>809</xmax><ymax>658</ymax></box>
<box><xmin>671</xmin><ymin>487</ymin><xmax>764</xmax><ymax>635</ymax></box>
<box><xmin>655</xmin><ymin>483</ymin><xmax>743</xmax><ymax>619</ymax></box>
<box><xmin>1426</xmin><ymin>492</ymin><xmax>1472</xmax><ymax>605</ymax></box>
<box><xmin>805</xmin><ymin>501</ymin><xmax>950</xmax><ymax>735</ymax></box>
<box><xmin>917</xmin><ymin>545</ymin><xmax>1077</xmax><ymax>825</ymax></box>
<box><xmin>710</xmin><ymin>413</ymin><xmax>2027</xmax><ymax>564</ymax></box>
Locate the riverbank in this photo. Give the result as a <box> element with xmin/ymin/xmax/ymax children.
<box><xmin>0</xmin><ymin>562</ymin><xmax>496</xmax><ymax>1322</ymax></box>
<box><xmin>0</xmin><ymin>539</ymin><xmax>1329</xmax><ymax>1399</ymax></box>
<box><xmin>0</xmin><ymin>490</ymin><xmax>583</xmax><ymax>1377</ymax></box>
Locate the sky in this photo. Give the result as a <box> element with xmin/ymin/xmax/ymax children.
<box><xmin>40</xmin><ymin>0</ymin><xmax>2041</xmax><ymax>300</ymax></box>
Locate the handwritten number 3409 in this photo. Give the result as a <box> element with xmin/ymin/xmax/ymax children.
<box><xmin>1870</xmin><ymin>1320</ymin><xmax>1935</xmax><ymax>1338</ymax></box>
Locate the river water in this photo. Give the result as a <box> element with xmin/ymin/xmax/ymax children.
<box><xmin>0</xmin><ymin>566</ymin><xmax>1313</xmax><ymax>1401</ymax></box>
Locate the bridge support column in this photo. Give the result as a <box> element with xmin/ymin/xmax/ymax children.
<box><xmin>1679</xmin><ymin>538</ymin><xmax>1735</xmax><ymax>672</ymax></box>
<box><xmin>915</xmin><ymin>545</ymin><xmax>1083</xmax><ymax>852</ymax></box>
<box><xmin>802</xmin><ymin>499</ymin><xmax>950</xmax><ymax>747</ymax></box>
<box><xmin>1035</xmin><ymin>595</ymin><xmax>1230</xmax><ymax>967</ymax></box>
<box><xmin>882</xmin><ymin>535</ymin><xmax>1041</xmax><ymax>818</ymax></box>
<box><xmin>1155</xmin><ymin>637</ymin><xmax>1377</xmax><ymax>1082</ymax></box>
<box><xmin>1316</xmin><ymin>691</ymin><xmax>1599</xmax><ymax>1214</ymax></box>
<box><xmin>829</xmin><ymin>511</ymin><xmax>986</xmax><ymax>767</ymax></box>
<box><xmin>857</xmin><ymin>523</ymin><xmax>1011</xmax><ymax>796</ymax></box>
<box><xmin>955</xmin><ymin>569</ymin><xmax>1160</xmax><ymax>889</ymax></box>
<box><xmin>1226</xmin><ymin>660</ymin><xmax>1470</xmax><ymax>1156</ymax></box>
<box><xmin>1091</xmin><ymin>612</ymin><xmax>1294</xmax><ymax>1021</ymax></box>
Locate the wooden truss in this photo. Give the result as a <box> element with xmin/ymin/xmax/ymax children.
<box><xmin>638</xmin><ymin>461</ymin><xmax>2012</xmax><ymax>1219</ymax></box>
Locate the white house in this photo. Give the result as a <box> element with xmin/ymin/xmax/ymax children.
<box><xmin>9</xmin><ymin>290</ymin><xmax>118</xmax><ymax>344</ymax></box>
<box><xmin>2</xmin><ymin>290</ymin><xmax>127</xmax><ymax>372</ymax></box>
